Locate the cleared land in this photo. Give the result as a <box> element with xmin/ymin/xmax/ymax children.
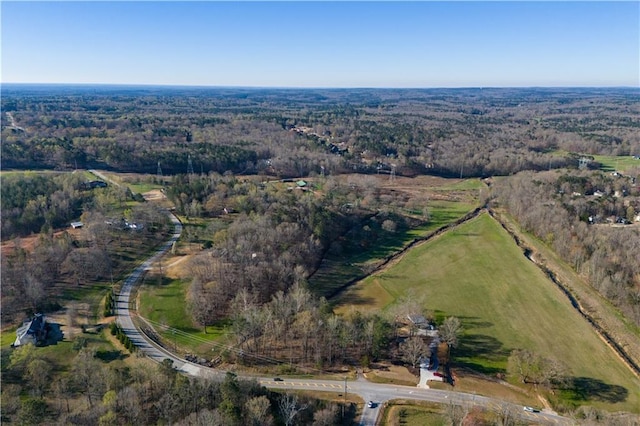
<box><xmin>137</xmin><ymin>277</ymin><xmax>228</xmax><ymax>355</ymax></box>
<box><xmin>591</xmin><ymin>154</ymin><xmax>640</xmax><ymax>173</ymax></box>
<box><xmin>336</xmin><ymin>213</ymin><xmax>640</xmax><ymax>412</ymax></box>
<box><xmin>310</xmin><ymin>176</ymin><xmax>481</xmax><ymax>297</ymax></box>
<box><xmin>550</xmin><ymin>151</ymin><xmax>640</xmax><ymax>174</ymax></box>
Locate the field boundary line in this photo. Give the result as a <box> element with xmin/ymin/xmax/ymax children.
<box><xmin>327</xmin><ymin>205</ymin><xmax>486</xmax><ymax>300</ymax></box>
<box><xmin>487</xmin><ymin>208</ymin><xmax>640</xmax><ymax>379</ymax></box>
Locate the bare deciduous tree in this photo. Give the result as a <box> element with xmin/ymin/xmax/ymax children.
<box><xmin>439</xmin><ymin>316</ymin><xmax>462</xmax><ymax>354</ymax></box>
<box><xmin>278</xmin><ymin>394</ymin><xmax>308</xmax><ymax>426</ymax></box>
<box><xmin>400</xmin><ymin>336</ymin><xmax>428</xmax><ymax>369</ymax></box>
<box><xmin>245</xmin><ymin>395</ymin><xmax>274</xmax><ymax>426</ymax></box>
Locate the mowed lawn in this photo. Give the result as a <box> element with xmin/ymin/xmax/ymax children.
<box><xmin>311</xmin><ymin>200</ymin><xmax>477</xmax><ymax>297</ymax></box>
<box><xmin>138</xmin><ymin>278</ymin><xmax>229</xmax><ymax>355</ymax></box>
<box><xmin>337</xmin><ymin>213</ymin><xmax>640</xmax><ymax>412</ymax></box>
<box><xmin>591</xmin><ymin>154</ymin><xmax>640</xmax><ymax>173</ymax></box>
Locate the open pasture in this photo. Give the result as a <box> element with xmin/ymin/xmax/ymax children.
<box><xmin>336</xmin><ymin>213</ymin><xmax>640</xmax><ymax>412</ymax></box>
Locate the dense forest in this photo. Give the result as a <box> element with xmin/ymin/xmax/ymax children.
<box><xmin>2</xmin><ymin>344</ymin><xmax>349</xmax><ymax>426</ymax></box>
<box><xmin>3</xmin><ymin>86</ymin><xmax>639</xmax><ymax>178</ymax></box>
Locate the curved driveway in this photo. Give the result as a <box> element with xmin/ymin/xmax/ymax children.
<box><xmin>116</xmin><ymin>210</ymin><xmax>570</xmax><ymax>425</ymax></box>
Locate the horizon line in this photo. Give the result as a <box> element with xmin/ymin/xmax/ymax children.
<box><xmin>2</xmin><ymin>82</ymin><xmax>639</xmax><ymax>90</ymax></box>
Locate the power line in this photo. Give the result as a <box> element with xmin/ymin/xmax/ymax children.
<box><xmin>187</xmin><ymin>155</ymin><xmax>194</xmax><ymax>175</ymax></box>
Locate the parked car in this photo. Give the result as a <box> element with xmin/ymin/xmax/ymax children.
<box><xmin>367</xmin><ymin>401</ymin><xmax>375</xmax><ymax>408</ymax></box>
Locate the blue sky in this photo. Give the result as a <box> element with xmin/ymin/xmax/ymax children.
<box><xmin>2</xmin><ymin>1</ymin><xmax>638</xmax><ymax>87</ymax></box>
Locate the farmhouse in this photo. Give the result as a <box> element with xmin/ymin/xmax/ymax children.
<box><xmin>13</xmin><ymin>314</ymin><xmax>47</xmax><ymax>347</ymax></box>
<box><xmin>407</xmin><ymin>314</ymin><xmax>428</xmax><ymax>328</ymax></box>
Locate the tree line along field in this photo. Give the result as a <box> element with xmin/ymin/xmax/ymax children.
<box><xmin>336</xmin><ymin>213</ymin><xmax>640</xmax><ymax>413</ymax></box>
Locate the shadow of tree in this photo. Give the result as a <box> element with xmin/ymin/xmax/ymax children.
<box><xmin>457</xmin><ymin>315</ymin><xmax>494</xmax><ymax>330</ymax></box>
<box><xmin>564</xmin><ymin>377</ymin><xmax>628</xmax><ymax>403</ymax></box>
<box><xmin>336</xmin><ymin>293</ymin><xmax>377</xmax><ymax>307</ymax></box>
<box><xmin>456</xmin><ymin>333</ymin><xmax>509</xmax><ymax>375</ymax></box>
<box><xmin>96</xmin><ymin>349</ymin><xmax>128</xmax><ymax>363</ymax></box>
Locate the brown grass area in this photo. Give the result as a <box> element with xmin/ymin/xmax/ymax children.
<box><xmin>429</xmin><ymin>374</ymin><xmax>535</xmax><ymax>407</ymax></box>
<box><xmin>142</xmin><ymin>189</ymin><xmax>166</xmax><ymax>201</ymax></box>
<box><xmin>1</xmin><ymin>228</ymin><xmax>82</xmax><ymax>255</ymax></box>
<box><xmin>365</xmin><ymin>363</ymin><xmax>419</xmax><ymax>386</ymax></box>
<box><xmin>162</xmin><ymin>241</ymin><xmax>204</xmax><ymax>279</ymax></box>
<box><xmin>163</xmin><ymin>255</ymin><xmax>194</xmax><ymax>279</ymax></box>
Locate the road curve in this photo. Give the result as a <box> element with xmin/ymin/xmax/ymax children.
<box><xmin>115</xmin><ymin>209</ymin><xmax>570</xmax><ymax>425</ymax></box>
<box><xmin>114</xmin><ymin>212</ymin><xmax>219</xmax><ymax>378</ymax></box>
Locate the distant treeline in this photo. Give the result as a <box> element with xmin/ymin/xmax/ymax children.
<box><xmin>2</xmin><ymin>87</ymin><xmax>639</xmax><ymax>178</ymax></box>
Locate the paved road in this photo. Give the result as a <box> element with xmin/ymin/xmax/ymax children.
<box><xmin>114</xmin><ymin>201</ymin><xmax>570</xmax><ymax>425</ymax></box>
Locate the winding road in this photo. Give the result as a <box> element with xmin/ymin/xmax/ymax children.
<box><xmin>112</xmin><ymin>199</ymin><xmax>570</xmax><ymax>425</ymax></box>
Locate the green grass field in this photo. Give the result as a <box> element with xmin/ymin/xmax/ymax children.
<box><xmin>311</xmin><ymin>200</ymin><xmax>478</xmax><ymax>297</ymax></box>
<box><xmin>550</xmin><ymin>150</ymin><xmax>640</xmax><ymax>173</ymax></box>
<box><xmin>381</xmin><ymin>402</ymin><xmax>447</xmax><ymax>426</ymax></box>
<box><xmin>126</xmin><ymin>182</ymin><xmax>165</xmax><ymax>194</ymax></box>
<box><xmin>137</xmin><ymin>278</ymin><xmax>229</xmax><ymax>355</ymax></box>
<box><xmin>337</xmin><ymin>213</ymin><xmax>640</xmax><ymax>412</ymax></box>
<box><xmin>590</xmin><ymin>154</ymin><xmax>640</xmax><ymax>173</ymax></box>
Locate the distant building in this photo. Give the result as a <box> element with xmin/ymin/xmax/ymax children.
<box><xmin>70</xmin><ymin>221</ymin><xmax>84</xmax><ymax>229</ymax></box>
<box><xmin>82</xmin><ymin>180</ymin><xmax>107</xmax><ymax>190</ymax></box>
<box><xmin>13</xmin><ymin>314</ymin><xmax>47</xmax><ymax>347</ymax></box>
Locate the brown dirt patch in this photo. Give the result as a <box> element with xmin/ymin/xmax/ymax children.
<box><xmin>164</xmin><ymin>255</ymin><xmax>194</xmax><ymax>279</ymax></box>
<box><xmin>142</xmin><ymin>189</ymin><xmax>166</xmax><ymax>201</ymax></box>
<box><xmin>365</xmin><ymin>362</ymin><xmax>419</xmax><ymax>386</ymax></box>
<box><xmin>1</xmin><ymin>228</ymin><xmax>81</xmax><ymax>256</ymax></box>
